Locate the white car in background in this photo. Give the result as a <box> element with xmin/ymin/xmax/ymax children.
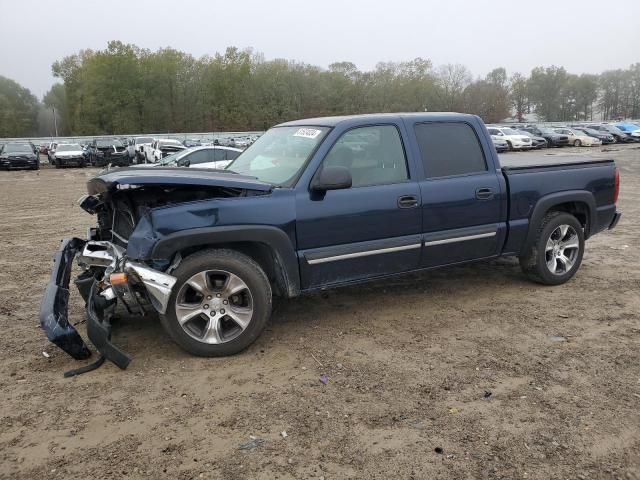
<box><xmin>132</xmin><ymin>136</ymin><xmax>154</xmax><ymax>162</ymax></box>
<box><xmin>553</xmin><ymin>127</ymin><xmax>602</xmax><ymax>147</ymax></box>
<box><xmin>143</xmin><ymin>138</ymin><xmax>186</xmax><ymax>163</ymax></box>
<box><xmin>486</xmin><ymin>127</ymin><xmax>532</xmax><ymax>150</ymax></box>
<box><xmin>52</xmin><ymin>143</ymin><xmax>86</xmax><ymax>168</ymax></box>
<box><xmin>136</xmin><ymin>146</ymin><xmax>243</xmax><ymax>169</ymax></box>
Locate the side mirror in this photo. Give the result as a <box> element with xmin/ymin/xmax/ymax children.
<box><xmin>311</xmin><ymin>166</ymin><xmax>352</xmax><ymax>192</ymax></box>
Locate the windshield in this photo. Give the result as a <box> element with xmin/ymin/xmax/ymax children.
<box><xmin>605</xmin><ymin>125</ymin><xmax>624</xmax><ymax>134</ymax></box>
<box><xmin>3</xmin><ymin>143</ymin><xmax>33</xmax><ymax>153</ymax></box>
<box><xmin>96</xmin><ymin>139</ymin><xmax>122</xmax><ymax>147</ymax></box>
<box><xmin>159</xmin><ymin>140</ymin><xmax>182</xmax><ymax>148</ymax></box>
<box><xmin>538</xmin><ymin>128</ymin><xmax>556</xmax><ymax>134</ymax></box>
<box><xmin>56</xmin><ymin>144</ymin><xmax>81</xmax><ymax>151</ymax></box>
<box><xmin>227</xmin><ymin>126</ymin><xmax>330</xmax><ymax>185</ymax></box>
<box><xmin>502</xmin><ymin>128</ymin><xmax>518</xmax><ymax>135</ymax></box>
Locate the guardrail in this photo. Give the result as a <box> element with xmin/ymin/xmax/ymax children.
<box><xmin>0</xmin><ymin>131</ymin><xmax>265</xmax><ymax>145</ymax></box>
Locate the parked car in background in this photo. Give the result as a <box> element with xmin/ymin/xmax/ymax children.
<box><xmin>183</xmin><ymin>138</ymin><xmax>202</xmax><ymax>148</ymax></box>
<box><xmin>586</xmin><ymin>124</ymin><xmax>635</xmax><ymax>143</ymax></box>
<box><xmin>614</xmin><ymin>123</ymin><xmax>640</xmax><ymax>139</ymax></box>
<box><xmin>553</xmin><ymin>127</ymin><xmax>602</xmax><ymax>147</ymax></box>
<box><xmin>137</xmin><ymin>146</ymin><xmax>243</xmax><ymax>169</ymax></box>
<box><xmin>571</xmin><ymin>127</ymin><xmax>616</xmax><ymax>144</ymax></box>
<box><xmin>522</xmin><ymin>126</ymin><xmax>570</xmax><ymax>147</ymax></box>
<box><xmin>52</xmin><ymin>143</ymin><xmax>87</xmax><ymax>168</ymax></box>
<box><xmin>513</xmin><ymin>129</ymin><xmax>547</xmax><ymax>149</ymax></box>
<box><xmin>47</xmin><ymin>142</ymin><xmax>58</xmax><ymax>162</ymax></box>
<box><xmin>486</xmin><ymin>127</ymin><xmax>533</xmax><ymax>150</ymax></box>
<box><xmin>132</xmin><ymin>137</ymin><xmax>154</xmax><ymax>162</ymax></box>
<box><xmin>39</xmin><ymin>144</ymin><xmax>48</xmax><ymax>154</ymax></box>
<box><xmin>0</xmin><ymin>143</ymin><xmax>40</xmax><ymax>170</ymax></box>
<box><xmin>144</xmin><ymin>138</ymin><xmax>186</xmax><ymax>162</ymax></box>
<box><xmin>87</xmin><ymin>138</ymin><xmax>129</xmax><ymax>167</ymax></box>
<box><xmin>491</xmin><ymin>136</ymin><xmax>509</xmax><ymax>152</ymax></box>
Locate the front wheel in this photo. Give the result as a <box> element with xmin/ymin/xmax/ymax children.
<box><xmin>519</xmin><ymin>212</ymin><xmax>585</xmax><ymax>285</ymax></box>
<box><xmin>160</xmin><ymin>249</ymin><xmax>272</xmax><ymax>356</ymax></box>
<box><xmin>574</xmin><ymin>139</ymin><xmax>581</xmax><ymax>147</ymax></box>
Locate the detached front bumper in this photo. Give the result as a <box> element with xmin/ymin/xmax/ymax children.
<box><xmin>39</xmin><ymin>237</ymin><xmax>177</xmax><ymax>370</ymax></box>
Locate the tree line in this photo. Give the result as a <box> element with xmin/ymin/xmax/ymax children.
<box><xmin>2</xmin><ymin>41</ymin><xmax>639</xmax><ymax>137</ymax></box>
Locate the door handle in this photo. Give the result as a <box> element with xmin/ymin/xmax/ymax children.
<box><xmin>475</xmin><ymin>187</ymin><xmax>494</xmax><ymax>200</ymax></box>
<box><xmin>398</xmin><ymin>195</ymin><xmax>419</xmax><ymax>208</ymax></box>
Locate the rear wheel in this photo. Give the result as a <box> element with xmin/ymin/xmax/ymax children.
<box><xmin>160</xmin><ymin>249</ymin><xmax>272</xmax><ymax>356</ymax></box>
<box><xmin>519</xmin><ymin>212</ymin><xmax>584</xmax><ymax>285</ymax></box>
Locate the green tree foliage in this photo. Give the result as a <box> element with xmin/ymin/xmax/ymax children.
<box><xmin>4</xmin><ymin>42</ymin><xmax>640</xmax><ymax>138</ymax></box>
<box><xmin>462</xmin><ymin>68</ymin><xmax>511</xmax><ymax>123</ymax></box>
<box><xmin>0</xmin><ymin>76</ymin><xmax>39</xmax><ymax>137</ymax></box>
<box><xmin>510</xmin><ymin>73</ymin><xmax>529</xmax><ymax>122</ymax></box>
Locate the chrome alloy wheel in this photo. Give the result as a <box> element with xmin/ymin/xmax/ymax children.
<box><xmin>545</xmin><ymin>224</ymin><xmax>580</xmax><ymax>275</ymax></box>
<box><xmin>175</xmin><ymin>270</ymin><xmax>253</xmax><ymax>344</ymax></box>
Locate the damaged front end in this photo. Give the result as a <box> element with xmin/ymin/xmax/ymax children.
<box><xmin>40</xmin><ymin>168</ymin><xmax>272</xmax><ymax>373</ymax></box>
<box><xmin>39</xmin><ymin>237</ymin><xmax>176</xmax><ymax>371</ymax></box>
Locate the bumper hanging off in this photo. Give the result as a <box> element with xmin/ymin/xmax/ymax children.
<box><xmin>39</xmin><ymin>237</ymin><xmax>177</xmax><ymax>371</ymax></box>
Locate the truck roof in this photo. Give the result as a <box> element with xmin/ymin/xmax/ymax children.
<box><xmin>277</xmin><ymin>112</ymin><xmax>479</xmax><ymax>128</ymax></box>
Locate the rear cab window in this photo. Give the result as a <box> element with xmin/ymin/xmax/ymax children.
<box><xmin>414</xmin><ymin>122</ymin><xmax>487</xmax><ymax>178</ymax></box>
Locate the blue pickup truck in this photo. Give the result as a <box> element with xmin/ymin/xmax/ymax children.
<box><xmin>40</xmin><ymin>113</ymin><xmax>621</xmax><ymax>369</ymax></box>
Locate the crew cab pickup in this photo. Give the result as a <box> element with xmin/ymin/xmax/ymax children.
<box><xmin>40</xmin><ymin>113</ymin><xmax>621</xmax><ymax>369</ymax></box>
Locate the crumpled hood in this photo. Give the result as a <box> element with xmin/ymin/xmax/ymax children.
<box><xmin>87</xmin><ymin>167</ymin><xmax>273</xmax><ymax>195</ymax></box>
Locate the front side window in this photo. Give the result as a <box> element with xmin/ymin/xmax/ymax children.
<box><xmin>321</xmin><ymin>125</ymin><xmax>408</xmax><ymax>187</ymax></box>
<box><xmin>227</xmin><ymin>126</ymin><xmax>330</xmax><ymax>185</ymax></box>
<box><xmin>185</xmin><ymin>150</ymin><xmax>209</xmax><ymax>165</ymax></box>
<box><xmin>415</xmin><ymin>122</ymin><xmax>487</xmax><ymax>178</ymax></box>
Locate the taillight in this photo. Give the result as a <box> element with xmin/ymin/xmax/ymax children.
<box><xmin>613</xmin><ymin>166</ymin><xmax>620</xmax><ymax>204</ymax></box>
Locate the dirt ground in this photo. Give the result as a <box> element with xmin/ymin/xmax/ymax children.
<box><xmin>1</xmin><ymin>145</ymin><xmax>639</xmax><ymax>480</ymax></box>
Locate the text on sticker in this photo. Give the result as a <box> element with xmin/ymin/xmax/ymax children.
<box><xmin>293</xmin><ymin>128</ymin><xmax>322</xmax><ymax>139</ymax></box>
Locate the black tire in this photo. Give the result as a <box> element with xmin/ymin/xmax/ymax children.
<box><xmin>54</xmin><ymin>160</ymin><xmax>61</xmax><ymax>169</ymax></box>
<box><xmin>160</xmin><ymin>249</ymin><xmax>272</xmax><ymax>356</ymax></box>
<box><xmin>506</xmin><ymin>140</ymin><xmax>513</xmax><ymax>151</ymax></box>
<box><xmin>574</xmin><ymin>139</ymin><xmax>581</xmax><ymax>147</ymax></box>
<box><xmin>519</xmin><ymin>211</ymin><xmax>585</xmax><ymax>285</ymax></box>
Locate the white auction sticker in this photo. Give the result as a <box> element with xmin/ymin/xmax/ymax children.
<box><xmin>293</xmin><ymin>128</ymin><xmax>322</xmax><ymax>139</ymax></box>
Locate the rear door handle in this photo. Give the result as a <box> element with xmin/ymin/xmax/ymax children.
<box><xmin>398</xmin><ymin>195</ymin><xmax>419</xmax><ymax>208</ymax></box>
<box><xmin>475</xmin><ymin>187</ymin><xmax>494</xmax><ymax>200</ymax></box>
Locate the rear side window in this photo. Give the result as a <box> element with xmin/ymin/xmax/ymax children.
<box><xmin>226</xmin><ymin>149</ymin><xmax>241</xmax><ymax>160</ymax></box>
<box><xmin>414</xmin><ymin>123</ymin><xmax>487</xmax><ymax>178</ymax></box>
<box><xmin>213</xmin><ymin>149</ymin><xmax>227</xmax><ymax>161</ymax></box>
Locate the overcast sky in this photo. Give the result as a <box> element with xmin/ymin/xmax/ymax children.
<box><xmin>1</xmin><ymin>0</ymin><xmax>639</xmax><ymax>98</ymax></box>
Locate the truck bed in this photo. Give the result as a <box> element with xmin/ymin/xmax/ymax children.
<box><xmin>499</xmin><ymin>153</ymin><xmax>614</xmax><ymax>170</ymax></box>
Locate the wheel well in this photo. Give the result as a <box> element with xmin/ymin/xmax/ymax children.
<box><xmin>178</xmin><ymin>242</ymin><xmax>290</xmax><ymax>297</ymax></box>
<box><xmin>546</xmin><ymin>201</ymin><xmax>590</xmax><ymax>234</ymax></box>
